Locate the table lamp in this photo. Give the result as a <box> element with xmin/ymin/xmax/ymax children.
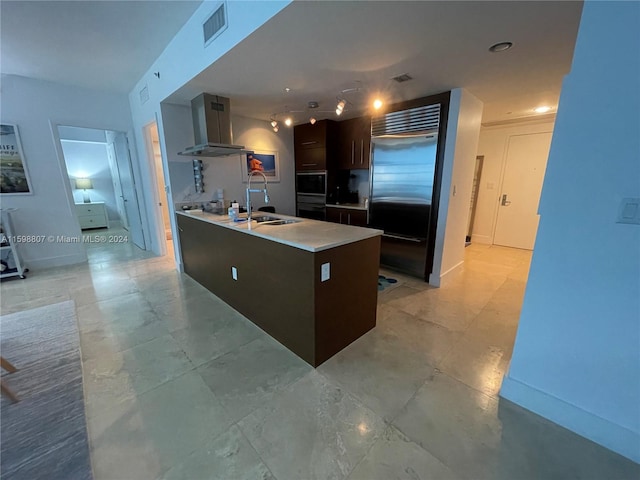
<box><xmin>75</xmin><ymin>178</ymin><xmax>93</xmax><ymax>203</ymax></box>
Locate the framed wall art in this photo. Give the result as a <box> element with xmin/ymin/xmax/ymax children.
<box><xmin>241</xmin><ymin>149</ymin><xmax>280</xmax><ymax>183</ymax></box>
<box><xmin>1</xmin><ymin>124</ymin><xmax>33</xmax><ymax>194</ymax></box>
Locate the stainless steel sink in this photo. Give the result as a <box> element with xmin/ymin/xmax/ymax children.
<box><xmin>261</xmin><ymin>219</ymin><xmax>300</xmax><ymax>226</ymax></box>
<box><xmin>251</xmin><ymin>215</ymin><xmax>300</xmax><ymax>226</ymax></box>
<box><xmin>252</xmin><ymin>215</ymin><xmax>280</xmax><ymax>223</ymax></box>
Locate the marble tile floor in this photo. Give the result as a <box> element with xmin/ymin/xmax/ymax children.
<box><xmin>1</xmin><ymin>237</ymin><xmax>638</xmax><ymax>480</ymax></box>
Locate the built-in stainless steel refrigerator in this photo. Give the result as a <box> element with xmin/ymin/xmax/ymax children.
<box><xmin>368</xmin><ymin>103</ymin><xmax>442</xmax><ymax>279</ymax></box>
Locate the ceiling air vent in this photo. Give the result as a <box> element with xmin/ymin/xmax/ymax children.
<box><xmin>391</xmin><ymin>73</ymin><xmax>413</xmax><ymax>83</ymax></box>
<box><xmin>139</xmin><ymin>85</ymin><xmax>149</xmax><ymax>105</ymax></box>
<box><xmin>203</xmin><ymin>2</ymin><xmax>228</xmax><ymax>46</ymax></box>
<box><xmin>372</xmin><ymin>104</ymin><xmax>441</xmax><ymax>137</ymax></box>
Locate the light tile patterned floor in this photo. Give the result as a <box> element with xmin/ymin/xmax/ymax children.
<box><xmin>1</xmin><ymin>234</ymin><xmax>638</xmax><ymax>479</ymax></box>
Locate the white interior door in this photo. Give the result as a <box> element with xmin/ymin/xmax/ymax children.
<box><xmin>106</xmin><ymin>142</ymin><xmax>129</xmax><ymax>229</ymax></box>
<box><xmin>108</xmin><ymin>132</ymin><xmax>145</xmax><ymax>249</ymax></box>
<box><xmin>146</xmin><ymin>123</ymin><xmax>171</xmax><ymax>238</ymax></box>
<box><xmin>493</xmin><ymin>132</ymin><xmax>553</xmax><ymax>250</ymax></box>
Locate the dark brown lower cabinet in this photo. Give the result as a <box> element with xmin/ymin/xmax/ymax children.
<box><xmin>177</xmin><ymin>214</ymin><xmax>380</xmax><ymax>367</ymax></box>
<box><xmin>326</xmin><ymin>207</ymin><xmax>368</xmax><ymax>227</ymax></box>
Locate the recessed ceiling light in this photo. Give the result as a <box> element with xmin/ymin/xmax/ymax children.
<box><xmin>489</xmin><ymin>42</ymin><xmax>513</xmax><ymax>53</ymax></box>
<box><xmin>534</xmin><ymin>106</ymin><xmax>552</xmax><ymax>113</ymax></box>
<box><xmin>373</xmin><ymin>99</ymin><xmax>383</xmax><ymax>110</ymax></box>
<box><xmin>284</xmin><ymin>117</ymin><xmax>293</xmax><ymax>127</ymax></box>
<box><xmin>284</xmin><ymin>87</ymin><xmax>291</xmax><ymax>93</ymax></box>
<box><xmin>308</xmin><ymin>101</ymin><xmax>319</xmax><ymax>109</ymax></box>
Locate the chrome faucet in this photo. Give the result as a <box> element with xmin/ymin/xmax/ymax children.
<box><xmin>246</xmin><ymin>170</ymin><xmax>270</xmax><ymax>223</ymax></box>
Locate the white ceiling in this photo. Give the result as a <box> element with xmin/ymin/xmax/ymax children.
<box><xmin>167</xmin><ymin>1</ymin><xmax>583</xmax><ymax>124</ymax></box>
<box><xmin>0</xmin><ymin>0</ymin><xmax>202</xmax><ymax>93</ymax></box>
<box><xmin>1</xmin><ymin>1</ymin><xmax>583</xmax><ymax>124</ymax></box>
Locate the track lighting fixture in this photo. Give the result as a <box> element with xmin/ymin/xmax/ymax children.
<box><xmin>284</xmin><ymin>117</ymin><xmax>293</xmax><ymax>127</ymax></box>
<box><xmin>336</xmin><ymin>99</ymin><xmax>346</xmax><ymax>116</ymax></box>
<box><xmin>270</xmin><ymin>120</ymin><xmax>278</xmax><ymax>128</ymax></box>
<box><xmin>309</xmin><ymin>117</ymin><xmax>317</xmax><ymax>125</ymax></box>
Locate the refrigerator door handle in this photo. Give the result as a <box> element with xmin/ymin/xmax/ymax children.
<box><xmin>382</xmin><ymin>233</ymin><xmax>423</xmax><ymax>243</ymax></box>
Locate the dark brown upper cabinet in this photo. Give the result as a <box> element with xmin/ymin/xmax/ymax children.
<box><xmin>294</xmin><ymin>120</ymin><xmax>337</xmax><ymax>171</ymax></box>
<box><xmin>337</xmin><ymin>116</ymin><xmax>371</xmax><ymax>170</ymax></box>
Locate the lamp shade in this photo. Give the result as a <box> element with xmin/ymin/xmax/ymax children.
<box><xmin>75</xmin><ymin>178</ymin><xmax>93</xmax><ymax>190</ymax></box>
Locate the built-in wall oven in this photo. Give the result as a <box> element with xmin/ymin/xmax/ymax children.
<box><xmin>296</xmin><ymin>171</ymin><xmax>327</xmax><ymax>220</ymax></box>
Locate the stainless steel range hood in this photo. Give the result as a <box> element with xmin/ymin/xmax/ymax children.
<box><xmin>178</xmin><ymin>93</ymin><xmax>250</xmax><ymax>157</ymax></box>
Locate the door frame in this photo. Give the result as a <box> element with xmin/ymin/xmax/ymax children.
<box><xmin>49</xmin><ymin>119</ymin><xmax>149</xmax><ymax>252</ymax></box>
<box><xmin>142</xmin><ymin>120</ymin><xmax>169</xmax><ymax>257</ymax></box>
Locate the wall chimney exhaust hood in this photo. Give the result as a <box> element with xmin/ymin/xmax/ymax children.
<box><xmin>178</xmin><ymin>93</ymin><xmax>251</xmax><ymax>157</ymax></box>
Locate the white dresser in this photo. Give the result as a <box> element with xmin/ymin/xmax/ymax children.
<box><xmin>75</xmin><ymin>202</ymin><xmax>109</xmax><ymax>230</ymax></box>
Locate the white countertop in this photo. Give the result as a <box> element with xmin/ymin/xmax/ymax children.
<box><xmin>176</xmin><ymin>210</ymin><xmax>382</xmax><ymax>252</ymax></box>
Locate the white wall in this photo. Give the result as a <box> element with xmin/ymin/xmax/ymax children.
<box><xmin>166</xmin><ymin>113</ymin><xmax>296</xmax><ymax>212</ymax></box>
<box><xmin>0</xmin><ymin>75</ymin><xmax>133</xmax><ymax>268</ymax></box>
<box><xmin>127</xmin><ymin>1</ymin><xmax>291</xmax><ymax>256</ymax></box>
<box><xmin>472</xmin><ymin>118</ymin><xmax>555</xmax><ymax>244</ymax></box>
<box><xmin>60</xmin><ymin>140</ymin><xmax>120</xmax><ymax>222</ymax></box>
<box><xmin>58</xmin><ymin>125</ymin><xmax>106</xmax><ymax>143</ymax></box>
<box><xmin>430</xmin><ymin>88</ymin><xmax>483</xmax><ymax>286</ymax></box>
<box><xmin>500</xmin><ymin>0</ymin><xmax>640</xmax><ymax>463</ymax></box>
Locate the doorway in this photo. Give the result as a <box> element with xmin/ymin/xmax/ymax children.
<box><xmin>493</xmin><ymin>132</ymin><xmax>553</xmax><ymax>250</ymax></box>
<box><xmin>105</xmin><ymin>131</ymin><xmax>146</xmax><ymax>250</ymax></box>
<box><xmin>56</xmin><ymin>125</ymin><xmax>146</xmax><ymax>252</ymax></box>
<box><xmin>143</xmin><ymin>122</ymin><xmax>172</xmax><ymax>255</ymax></box>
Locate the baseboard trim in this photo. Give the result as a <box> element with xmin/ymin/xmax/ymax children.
<box><xmin>471</xmin><ymin>233</ymin><xmax>492</xmax><ymax>245</ymax></box>
<box><xmin>501</xmin><ymin>374</ymin><xmax>640</xmax><ymax>463</ymax></box>
<box><xmin>24</xmin><ymin>252</ymin><xmax>87</xmax><ymax>270</ymax></box>
<box><xmin>428</xmin><ymin>260</ymin><xmax>464</xmax><ymax>287</ymax></box>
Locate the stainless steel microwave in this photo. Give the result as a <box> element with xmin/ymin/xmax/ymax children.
<box><xmin>296</xmin><ymin>171</ymin><xmax>327</xmax><ymax>196</ymax></box>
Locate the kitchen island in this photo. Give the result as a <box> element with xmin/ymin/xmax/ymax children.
<box><xmin>176</xmin><ymin>210</ymin><xmax>382</xmax><ymax>367</ymax></box>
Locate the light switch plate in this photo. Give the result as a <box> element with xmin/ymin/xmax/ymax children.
<box><xmin>321</xmin><ymin>262</ymin><xmax>330</xmax><ymax>282</ymax></box>
<box><xmin>232</xmin><ymin>266</ymin><xmax>238</xmax><ymax>280</ymax></box>
<box><xmin>617</xmin><ymin>197</ymin><xmax>640</xmax><ymax>225</ymax></box>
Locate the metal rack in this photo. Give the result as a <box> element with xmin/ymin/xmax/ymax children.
<box><xmin>0</xmin><ymin>208</ymin><xmax>28</xmax><ymax>280</ymax></box>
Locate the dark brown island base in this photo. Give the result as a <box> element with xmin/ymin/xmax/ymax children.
<box><xmin>176</xmin><ymin>211</ymin><xmax>382</xmax><ymax>367</ymax></box>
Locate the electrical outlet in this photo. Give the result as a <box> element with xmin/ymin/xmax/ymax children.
<box><xmin>321</xmin><ymin>262</ymin><xmax>330</xmax><ymax>282</ymax></box>
<box><xmin>617</xmin><ymin>197</ymin><xmax>640</xmax><ymax>225</ymax></box>
<box><xmin>231</xmin><ymin>266</ymin><xmax>238</xmax><ymax>280</ymax></box>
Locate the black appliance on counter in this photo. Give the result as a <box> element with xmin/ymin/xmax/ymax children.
<box><xmin>296</xmin><ymin>171</ymin><xmax>327</xmax><ymax>220</ymax></box>
<box><xmin>328</xmin><ymin>171</ymin><xmax>360</xmax><ymax>205</ymax></box>
<box><xmin>369</xmin><ymin>98</ymin><xmax>448</xmax><ymax>280</ymax></box>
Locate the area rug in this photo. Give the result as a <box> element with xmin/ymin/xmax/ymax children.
<box><xmin>0</xmin><ymin>300</ymin><xmax>93</xmax><ymax>480</ymax></box>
